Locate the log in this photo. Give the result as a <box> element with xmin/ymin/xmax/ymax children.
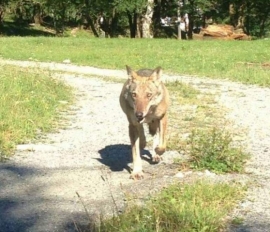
<box><xmin>200</xmin><ymin>24</ymin><xmax>250</xmax><ymax>40</ymax></box>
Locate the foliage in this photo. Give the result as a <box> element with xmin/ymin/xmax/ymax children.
<box><xmin>114</xmin><ymin>0</ymin><xmax>148</xmax><ymax>13</ymax></box>
<box><xmin>0</xmin><ymin>0</ymin><xmax>10</xmax><ymax>24</ymax></box>
<box><xmin>181</xmin><ymin>0</ymin><xmax>270</xmax><ymax>37</ymax></box>
<box><xmin>95</xmin><ymin>180</ymin><xmax>245</xmax><ymax>232</ymax></box>
<box><xmin>0</xmin><ymin>0</ymin><xmax>269</xmax><ymax>37</ymax></box>
<box><xmin>187</xmin><ymin>128</ymin><xmax>249</xmax><ymax>173</ymax></box>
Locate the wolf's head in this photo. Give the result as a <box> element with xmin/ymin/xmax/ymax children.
<box><xmin>125</xmin><ymin>65</ymin><xmax>164</xmax><ymax>123</ymax></box>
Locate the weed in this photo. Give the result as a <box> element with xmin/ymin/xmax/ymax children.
<box><xmin>231</xmin><ymin>217</ymin><xmax>244</xmax><ymax>225</ymax></box>
<box><xmin>187</xmin><ymin>128</ymin><xmax>249</xmax><ymax>173</ymax></box>
<box><xmin>166</xmin><ymin>80</ymin><xmax>199</xmax><ymax>102</ymax></box>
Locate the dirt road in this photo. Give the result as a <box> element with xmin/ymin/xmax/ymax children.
<box><xmin>0</xmin><ymin>60</ymin><xmax>269</xmax><ymax>232</ymax></box>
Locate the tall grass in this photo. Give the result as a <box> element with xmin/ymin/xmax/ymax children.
<box><xmin>0</xmin><ymin>65</ymin><xmax>73</xmax><ymax>160</ymax></box>
<box><xmin>0</xmin><ymin>37</ymin><xmax>270</xmax><ymax>86</ymax></box>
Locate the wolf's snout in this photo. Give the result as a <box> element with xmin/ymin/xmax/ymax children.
<box><xmin>135</xmin><ymin>112</ymin><xmax>144</xmax><ymax>122</ymax></box>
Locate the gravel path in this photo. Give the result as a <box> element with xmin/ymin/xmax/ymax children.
<box><xmin>0</xmin><ymin>60</ymin><xmax>269</xmax><ymax>232</ymax></box>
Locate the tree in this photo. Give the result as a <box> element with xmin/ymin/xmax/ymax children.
<box><xmin>1</xmin><ymin>0</ymin><xmax>269</xmax><ymax>38</ymax></box>
<box><xmin>141</xmin><ymin>0</ymin><xmax>154</xmax><ymax>38</ymax></box>
<box><xmin>180</xmin><ymin>0</ymin><xmax>214</xmax><ymax>39</ymax></box>
<box><xmin>225</xmin><ymin>0</ymin><xmax>270</xmax><ymax>37</ymax></box>
<box><xmin>253</xmin><ymin>0</ymin><xmax>270</xmax><ymax>37</ymax></box>
<box><xmin>78</xmin><ymin>0</ymin><xmax>99</xmax><ymax>37</ymax></box>
<box><xmin>114</xmin><ymin>0</ymin><xmax>148</xmax><ymax>38</ymax></box>
<box><xmin>44</xmin><ymin>0</ymin><xmax>77</xmax><ymax>34</ymax></box>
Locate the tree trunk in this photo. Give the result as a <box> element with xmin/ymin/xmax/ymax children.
<box><xmin>108</xmin><ymin>7</ymin><xmax>118</xmax><ymax>38</ymax></box>
<box><xmin>246</xmin><ymin>1</ymin><xmax>251</xmax><ymax>35</ymax></box>
<box><xmin>259</xmin><ymin>19</ymin><xmax>265</xmax><ymax>38</ymax></box>
<box><xmin>33</xmin><ymin>3</ymin><xmax>42</xmax><ymax>25</ymax></box>
<box><xmin>236</xmin><ymin>3</ymin><xmax>245</xmax><ymax>29</ymax></box>
<box><xmin>152</xmin><ymin>0</ymin><xmax>161</xmax><ymax>37</ymax></box>
<box><xmin>187</xmin><ymin>16</ymin><xmax>193</xmax><ymax>39</ymax></box>
<box><xmin>187</xmin><ymin>0</ymin><xmax>194</xmax><ymax>39</ymax></box>
<box><xmin>137</xmin><ymin>16</ymin><xmax>141</xmax><ymax>38</ymax></box>
<box><xmin>87</xmin><ymin>15</ymin><xmax>99</xmax><ymax>37</ymax></box>
<box><xmin>229</xmin><ymin>3</ymin><xmax>236</xmax><ymax>27</ymax></box>
<box><xmin>0</xmin><ymin>6</ymin><xmax>4</xmax><ymax>26</ymax></box>
<box><xmin>141</xmin><ymin>0</ymin><xmax>154</xmax><ymax>38</ymax></box>
<box><xmin>127</xmin><ymin>11</ymin><xmax>137</xmax><ymax>38</ymax></box>
<box><xmin>84</xmin><ymin>0</ymin><xmax>99</xmax><ymax>37</ymax></box>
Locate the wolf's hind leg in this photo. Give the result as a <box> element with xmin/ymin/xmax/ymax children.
<box><xmin>148</xmin><ymin>120</ymin><xmax>158</xmax><ymax>136</ymax></box>
<box><xmin>156</xmin><ymin>113</ymin><xmax>167</xmax><ymax>155</ymax></box>
<box><xmin>151</xmin><ymin>114</ymin><xmax>168</xmax><ymax>163</ymax></box>
<box><xmin>148</xmin><ymin>120</ymin><xmax>161</xmax><ymax>162</ymax></box>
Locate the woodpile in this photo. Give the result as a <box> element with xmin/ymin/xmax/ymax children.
<box><xmin>199</xmin><ymin>24</ymin><xmax>250</xmax><ymax>40</ymax></box>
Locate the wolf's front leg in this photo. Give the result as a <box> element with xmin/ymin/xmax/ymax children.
<box><xmin>129</xmin><ymin>124</ymin><xmax>144</xmax><ymax>179</ymax></box>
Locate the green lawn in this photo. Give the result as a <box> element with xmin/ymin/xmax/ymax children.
<box><xmin>0</xmin><ymin>37</ymin><xmax>270</xmax><ymax>86</ymax></box>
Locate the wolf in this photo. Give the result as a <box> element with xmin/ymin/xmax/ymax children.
<box><xmin>119</xmin><ymin>66</ymin><xmax>169</xmax><ymax>180</ymax></box>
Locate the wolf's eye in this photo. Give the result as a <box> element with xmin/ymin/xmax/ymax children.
<box><xmin>147</xmin><ymin>93</ymin><xmax>152</xmax><ymax>98</ymax></box>
<box><xmin>132</xmin><ymin>93</ymin><xmax>136</xmax><ymax>98</ymax></box>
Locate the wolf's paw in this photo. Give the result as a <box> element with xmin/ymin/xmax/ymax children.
<box><xmin>130</xmin><ymin>171</ymin><xmax>144</xmax><ymax>180</ymax></box>
<box><xmin>152</xmin><ymin>155</ymin><xmax>162</xmax><ymax>163</ymax></box>
<box><xmin>154</xmin><ymin>146</ymin><xmax>166</xmax><ymax>155</ymax></box>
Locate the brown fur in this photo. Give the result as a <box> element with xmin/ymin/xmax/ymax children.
<box><xmin>119</xmin><ymin>65</ymin><xmax>169</xmax><ymax>179</ymax></box>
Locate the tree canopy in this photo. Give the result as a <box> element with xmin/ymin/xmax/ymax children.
<box><xmin>0</xmin><ymin>0</ymin><xmax>269</xmax><ymax>38</ymax></box>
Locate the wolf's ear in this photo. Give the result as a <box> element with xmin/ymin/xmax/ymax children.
<box><xmin>126</xmin><ymin>65</ymin><xmax>132</xmax><ymax>75</ymax></box>
<box><xmin>126</xmin><ymin>65</ymin><xmax>138</xmax><ymax>81</ymax></box>
<box><xmin>149</xmin><ymin>66</ymin><xmax>162</xmax><ymax>81</ymax></box>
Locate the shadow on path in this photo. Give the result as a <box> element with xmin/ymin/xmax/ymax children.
<box><xmin>97</xmin><ymin>144</ymin><xmax>154</xmax><ymax>174</ymax></box>
<box><xmin>97</xmin><ymin>144</ymin><xmax>132</xmax><ymax>173</ymax></box>
<box><xmin>0</xmin><ymin>164</ymin><xmax>92</xmax><ymax>232</ymax></box>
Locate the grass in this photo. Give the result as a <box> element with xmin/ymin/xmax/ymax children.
<box><xmin>0</xmin><ymin>65</ymin><xmax>73</xmax><ymax>160</ymax></box>
<box><xmin>0</xmin><ymin>37</ymin><xmax>270</xmax><ymax>86</ymax></box>
<box><xmin>94</xmin><ymin>180</ymin><xmax>245</xmax><ymax>232</ymax></box>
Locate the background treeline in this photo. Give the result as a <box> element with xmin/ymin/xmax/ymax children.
<box><xmin>0</xmin><ymin>0</ymin><xmax>269</xmax><ymax>38</ymax></box>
